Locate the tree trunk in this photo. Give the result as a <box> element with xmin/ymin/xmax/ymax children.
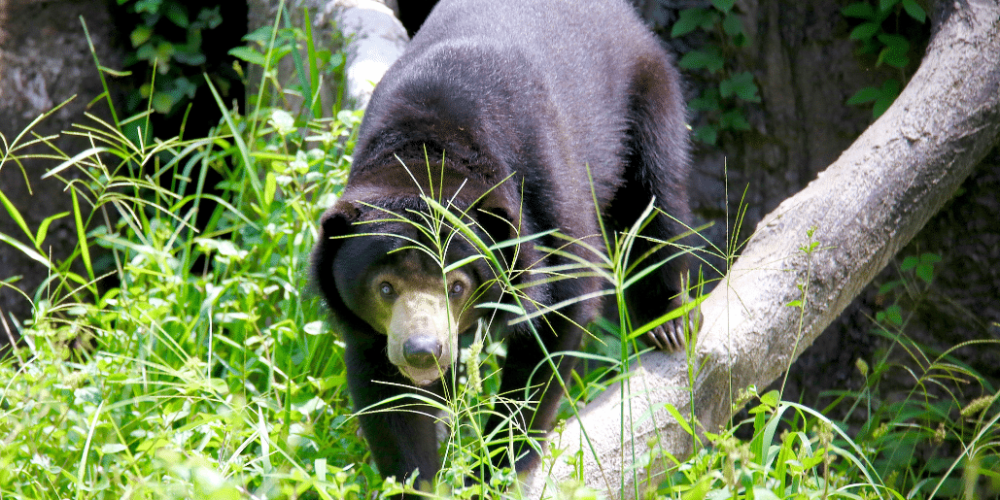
<box><xmin>521</xmin><ymin>1</ymin><xmax>1000</xmax><ymax>497</ymax></box>
<box><xmin>0</xmin><ymin>0</ymin><xmax>122</xmax><ymax>342</ymax></box>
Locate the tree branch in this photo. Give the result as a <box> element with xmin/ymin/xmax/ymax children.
<box><xmin>327</xmin><ymin>0</ymin><xmax>408</xmax><ymax>108</ymax></box>
<box><xmin>520</xmin><ymin>1</ymin><xmax>1000</xmax><ymax>498</ymax></box>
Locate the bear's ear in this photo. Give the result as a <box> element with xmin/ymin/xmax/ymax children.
<box><xmin>319</xmin><ymin>201</ymin><xmax>361</xmax><ymax>242</ymax></box>
<box><xmin>311</xmin><ymin>201</ymin><xmax>361</xmax><ymax>314</ymax></box>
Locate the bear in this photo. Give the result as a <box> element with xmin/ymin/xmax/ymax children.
<box><xmin>311</xmin><ymin>0</ymin><xmax>692</xmax><ymax>490</ymax></box>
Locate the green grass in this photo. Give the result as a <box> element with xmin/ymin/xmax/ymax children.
<box><xmin>1</xmin><ymin>12</ymin><xmax>998</xmax><ymax>500</ymax></box>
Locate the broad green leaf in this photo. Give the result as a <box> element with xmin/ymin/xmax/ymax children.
<box><xmin>885</xmin><ymin>304</ymin><xmax>903</xmax><ymax>326</ymax></box>
<box><xmin>846</xmin><ymin>86</ymin><xmax>880</xmax><ymax>105</ymax></box>
<box><xmin>693</xmin><ymin>124</ymin><xmax>718</xmax><ymax>144</ymax></box>
<box><xmin>720</xmin><ymin>109</ymin><xmax>750</xmax><ymax>131</ymax></box>
<box><xmin>101</xmin><ymin>443</ymin><xmax>128</xmax><ymax>454</ymax></box>
<box><xmin>878</xmin><ymin>280</ymin><xmax>902</xmax><ymax>294</ymax></box>
<box><xmin>722</xmin><ymin>13</ymin><xmax>743</xmax><ymax>37</ymax></box>
<box><xmin>130</xmin><ymin>26</ymin><xmax>152</xmax><ymax>48</ymax></box>
<box><xmin>135</xmin><ymin>0</ymin><xmax>161</xmax><ymax>14</ymax></box>
<box><xmin>165</xmin><ymin>4</ymin><xmax>190</xmax><ymax>28</ymax></box>
<box><xmin>877</xmin><ymin>33</ymin><xmax>910</xmax><ymax>53</ymax></box>
<box><xmin>152</xmin><ymin>92</ymin><xmax>175</xmax><ymax>114</ymax></box>
<box><xmin>760</xmin><ymin>390</ymin><xmax>780</xmax><ymax>407</ymax></box>
<box><xmin>842</xmin><ymin>2</ymin><xmax>876</xmax><ymax>19</ymax></box>
<box><xmin>880</xmin><ymin>50</ymin><xmax>909</xmax><ymax>68</ymax></box>
<box><xmin>850</xmin><ymin>22</ymin><xmax>880</xmax><ymax>41</ymax></box>
<box><xmin>671</xmin><ymin>8</ymin><xmax>716</xmax><ymax>38</ymax></box>
<box><xmin>711</xmin><ymin>0</ymin><xmax>735</xmax><ymax>13</ymax></box>
<box><xmin>680</xmin><ymin>477</ymin><xmax>713</xmax><ymax>500</ymax></box>
<box><xmin>719</xmin><ymin>72</ymin><xmax>759</xmax><ymax>102</ymax></box>
<box><xmin>752</xmin><ymin>487</ymin><xmax>781</xmax><ymax>500</ymax></box>
<box><xmin>663</xmin><ymin>403</ymin><xmax>694</xmax><ymax>435</ymax></box>
<box><xmin>880</xmin><ymin>0</ymin><xmax>901</xmax><ymax>13</ymax></box>
<box><xmin>872</xmin><ymin>79</ymin><xmax>900</xmax><ymax>118</ymax></box>
<box><xmin>243</xmin><ymin>25</ymin><xmax>274</xmax><ymax>43</ymax></box>
<box><xmin>173</xmin><ymin>50</ymin><xmax>206</xmax><ymax>66</ymax></box>
<box><xmin>917</xmin><ymin>264</ymin><xmax>934</xmax><ymax>284</ymax></box>
<box><xmin>679</xmin><ymin>47</ymin><xmax>725</xmax><ymax>73</ymax></box>
<box><xmin>902</xmin><ymin>0</ymin><xmax>927</xmax><ymax>22</ymax></box>
<box><xmin>229</xmin><ymin>46</ymin><xmax>266</xmax><ymax>66</ymax></box>
<box><xmin>689</xmin><ymin>91</ymin><xmax>720</xmax><ymax>112</ymax></box>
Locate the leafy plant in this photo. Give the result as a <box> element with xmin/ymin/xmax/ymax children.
<box><xmin>671</xmin><ymin>0</ymin><xmax>760</xmax><ymax>145</ymax></box>
<box><xmin>230</xmin><ymin>8</ymin><xmax>348</xmax><ymax>120</ymax></box>
<box><xmin>0</xmin><ymin>10</ymin><xmax>370</xmax><ymax>498</ymax></box>
<box><xmin>842</xmin><ymin>0</ymin><xmax>927</xmax><ymax>119</ymax></box>
<box><xmin>114</xmin><ymin>0</ymin><xmax>243</xmax><ymax>124</ymax></box>
<box><xmin>839</xmin><ymin>250</ymin><xmax>1000</xmax><ymax>500</ymax></box>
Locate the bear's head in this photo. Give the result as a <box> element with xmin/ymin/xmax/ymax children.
<box><xmin>313</xmin><ymin>191</ymin><xmax>513</xmax><ymax>386</ymax></box>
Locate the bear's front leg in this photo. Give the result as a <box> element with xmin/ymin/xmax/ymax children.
<box><xmin>344</xmin><ymin>334</ymin><xmax>443</xmax><ymax>492</ymax></box>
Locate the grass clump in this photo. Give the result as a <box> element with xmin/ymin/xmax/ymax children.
<box><xmin>0</xmin><ymin>17</ymin><xmax>373</xmax><ymax>499</ymax></box>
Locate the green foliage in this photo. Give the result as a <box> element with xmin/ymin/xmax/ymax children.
<box><xmin>230</xmin><ymin>9</ymin><xmax>348</xmax><ymax>120</ymax></box>
<box><xmin>652</xmin><ymin>390</ymin><xmax>888</xmax><ymax>500</ymax></box>
<box><xmin>116</xmin><ymin>0</ymin><xmax>229</xmax><ymax>116</ymax></box>
<box><xmin>846</xmin><ymin>251</ymin><xmax>1000</xmax><ymax>500</ymax></box>
<box><xmin>672</xmin><ymin>2</ymin><xmax>759</xmax><ymax>145</ymax></box>
<box><xmin>900</xmin><ymin>252</ymin><xmax>941</xmax><ymax>285</ymax></box>
<box><xmin>874</xmin><ymin>251</ymin><xmax>940</xmax><ymax>328</ymax></box>
<box><xmin>0</xmin><ymin>11</ymin><xmax>371</xmax><ymax>497</ymax></box>
<box><xmin>842</xmin><ymin>0</ymin><xmax>927</xmax><ymax>119</ymax></box>
<box><xmin>846</xmin><ymin>78</ymin><xmax>901</xmax><ymax>120</ymax></box>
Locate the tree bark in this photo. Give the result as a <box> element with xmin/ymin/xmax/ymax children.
<box><xmin>520</xmin><ymin>1</ymin><xmax>1000</xmax><ymax>498</ymax></box>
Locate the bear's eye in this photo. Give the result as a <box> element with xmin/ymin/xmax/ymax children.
<box><xmin>449</xmin><ymin>281</ymin><xmax>464</xmax><ymax>297</ymax></box>
<box><xmin>379</xmin><ymin>282</ymin><xmax>395</xmax><ymax>298</ymax></box>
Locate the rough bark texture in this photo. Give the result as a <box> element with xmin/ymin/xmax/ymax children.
<box><xmin>0</xmin><ymin>0</ymin><xmax>121</xmax><ymax>339</ymax></box>
<box><xmin>520</xmin><ymin>1</ymin><xmax>1000</xmax><ymax>497</ymax></box>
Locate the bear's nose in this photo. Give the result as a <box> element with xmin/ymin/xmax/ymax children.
<box><xmin>403</xmin><ymin>335</ymin><xmax>442</xmax><ymax>369</ymax></box>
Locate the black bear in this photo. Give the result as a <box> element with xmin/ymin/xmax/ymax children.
<box><xmin>312</xmin><ymin>0</ymin><xmax>692</xmax><ymax>490</ymax></box>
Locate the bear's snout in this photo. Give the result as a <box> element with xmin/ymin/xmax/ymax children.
<box><xmin>403</xmin><ymin>334</ymin><xmax>442</xmax><ymax>369</ymax></box>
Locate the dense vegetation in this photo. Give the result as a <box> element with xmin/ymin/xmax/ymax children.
<box><xmin>1</xmin><ymin>11</ymin><xmax>997</xmax><ymax>500</ymax></box>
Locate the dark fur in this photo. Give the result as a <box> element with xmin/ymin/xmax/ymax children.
<box><xmin>312</xmin><ymin>0</ymin><xmax>691</xmax><ymax>489</ymax></box>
